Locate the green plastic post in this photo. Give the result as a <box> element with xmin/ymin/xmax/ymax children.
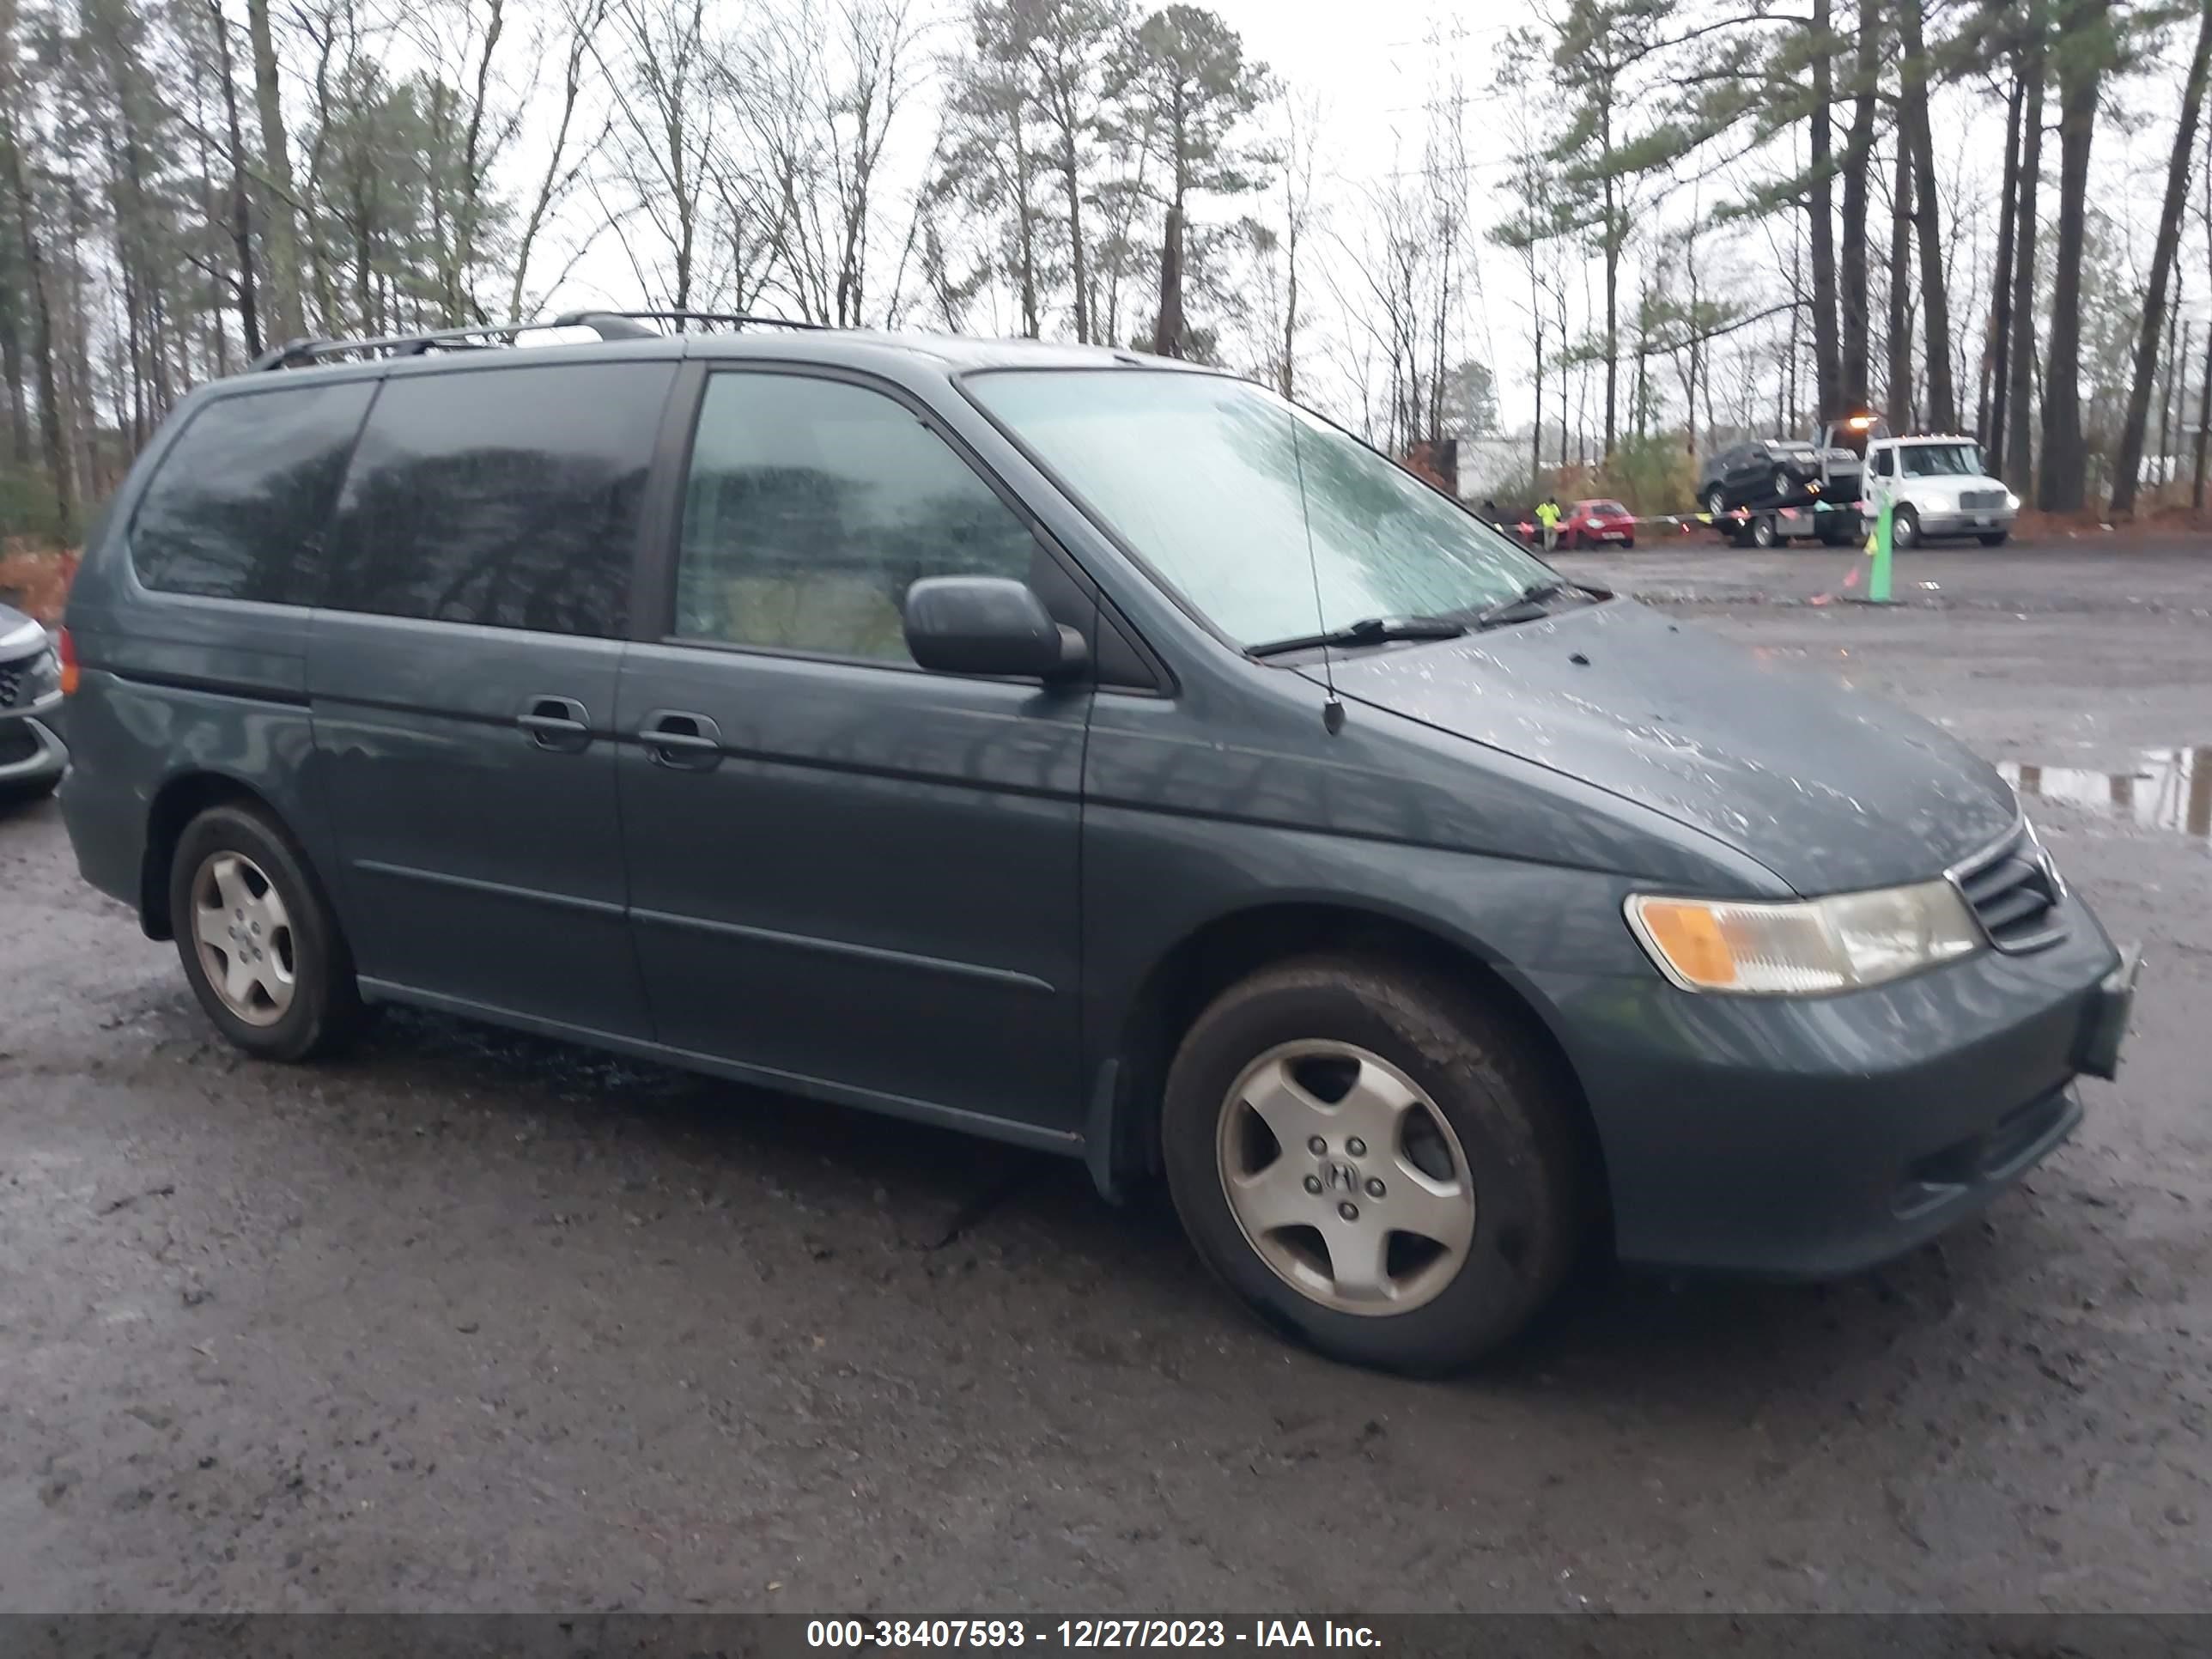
<box><xmin>1868</xmin><ymin>493</ymin><xmax>1895</xmax><ymax>603</ymax></box>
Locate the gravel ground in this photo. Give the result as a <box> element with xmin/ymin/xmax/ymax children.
<box><xmin>3</xmin><ymin>536</ymin><xmax>2209</xmax><ymax>1613</ymax></box>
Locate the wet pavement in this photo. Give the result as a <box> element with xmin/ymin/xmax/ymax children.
<box><xmin>4</xmin><ymin>536</ymin><xmax>2210</xmax><ymax>1612</ymax></box>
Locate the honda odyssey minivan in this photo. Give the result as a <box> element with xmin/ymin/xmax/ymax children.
<box><xmin>58</xmin><ymin>313</ymin><xmax>2139</xmax><ymax>1374</ymax></box>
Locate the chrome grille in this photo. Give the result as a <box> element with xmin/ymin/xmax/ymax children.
<box><xmin>1960</xmin><ymin>489</ymin><xmax>2007</xmax><ymax>510</ymax></box>
<box><xmin>1951</xmin><ymin>823</ymin><xmax>2065</xmax><ymax>953</ymax></box>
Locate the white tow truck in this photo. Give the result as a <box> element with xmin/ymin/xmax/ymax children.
<box><xmin>1711</xmin><ymin>419</ymin><xmax>2018</xmax><ymax>550</ymax></box>
<box><xmin>1863</xmin><ymin>434</ymin><xmax>2021</xmax><ymax>548</ymax></box>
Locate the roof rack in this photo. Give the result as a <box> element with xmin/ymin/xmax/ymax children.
<box><xmin>250</xmin><ymin>307</ymin><xmax>823</xmax><ymax>372</ymax></box>
<box><xmin>551</xmin><ymin>309</ymin><xmax>825</xmax><ymax>335</ymax></box>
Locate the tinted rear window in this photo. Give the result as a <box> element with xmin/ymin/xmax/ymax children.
<box><xmin>328</xmin><ymin>362</ymin><xmax>675</xmax><ymax>636</ymax></box>
<box><xmin>129</xmin><ymin>381</ymin><xmax>374</xmax><ymax>604</ymax></box>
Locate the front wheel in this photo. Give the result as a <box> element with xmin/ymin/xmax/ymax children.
<box><xmin>1161</xmin><ymin>956</ymin><xmax>1586</xmax><ymax>1376</ymax></box>
<box><xmin>169</xmin><ymin>802</ymin><xmax>362</xmax><ymax>1061</ymax></box>
<box><xmin>1704</xmin><ymin>485</ymin><xmax>1729</xmax><ymax>520</ymax></box>
<box><xmin>1890</xmin><ymin>504</ymin><xmax>1921</xmax><ymax>550</ymax></box>
<box><xmin>1620</xmin><ymin>536</ymin><xmax>1635</xmax><ymax>550</ymax></box>
<box><xmin>1750</xmin><ymin>514</ymin><xmax>1780</xmax><ymax>549</ymax></box>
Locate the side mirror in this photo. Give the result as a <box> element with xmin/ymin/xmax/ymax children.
<box><xmin>903</xmin><ymin>576</ymin><xmax>1088</xmax><ymax>681</ymax></box>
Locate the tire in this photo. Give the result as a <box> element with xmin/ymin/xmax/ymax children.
<box><xmin>1979</xmin><ymin>531</ymin><xmax>2008</xmax><ymax>546</ymax></box>
<box><xmin>1771</xmin><ymin>466</ymin><xmax>1796</xmax><ymax>501</ymax></box>
<box><xmin>1160</xmin><ymin>954</ymin><xmax>1586</xmax><ymax>1376</ymax></box>
<box><xmin>1817</xmin><ymin>519</ymin><xmax>1850</xmax><ymax>546</ymax></box>
<box><xmin>168</xmin><ymin>801</ymin><xmax>362</xmax><ymax>1061</ymax></box>
<box><xmin>1890</xmin><ymin>504</ymin><xmax>1921</xmax><ymax>550</ymax></box>
<box><xmin>1704</xmin><ymin>484</ymin><xmax>1729</xmax><ymax>520</ymax></box>
<box><xmin>1750</xmin><ymin>514</ymin><xmax>1780</xmax><ymax>550</ymax></box>
<box><xmin>1620</xmin><ymin>536</ymin><xmax>1635</xmax><ymax>550</ymax></box>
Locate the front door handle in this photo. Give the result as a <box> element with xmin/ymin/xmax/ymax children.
<box><xmin>518</xmin><ymin>695</ymin><xmax>592</xmax><ymax>752</ymax></box>
<box><xmin>640</xmin><ymin>709</ymin><xmax>723</xmax><ymax>769</ymax></box>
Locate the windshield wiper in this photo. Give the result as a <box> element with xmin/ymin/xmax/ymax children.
<box><xmin>1248</xmin><ymin>614</ymin><xmax>1468</xmax><ymax>658</ymax></box>
<box><xmin>1470</xmin><ymin>578</ymin><xmax>1585</xmax><ymax>630</ymax></box>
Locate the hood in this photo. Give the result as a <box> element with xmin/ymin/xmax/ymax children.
<box><xmin>1317</xmin><ymin>599</ymin><xmax>2018</xmax><ymax>893</ymax></box>
<box><xmin>1905</xmin><ymin>471</ymin><xmax>2007</xmax><ymax>495</ymax></box>
<box><xmin>0</xmin><ymin>601</ymin><xmax>45</xmax><ymax>656</ymax></box>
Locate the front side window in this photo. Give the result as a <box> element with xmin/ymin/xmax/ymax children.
<box><xmin>675</xmin><ymin>373</ymin><xmax>1042</xmax><ymax>663</ymax></box>
<box><xmin>130</xmin><ymin>381</ymin><xmax>374</xmax><ymax>604</ymax></box>
<box><xmin>329</xmin><ymin>361</ymin><xmax>675</xmax><ymax>636</ymax></box>
<box><xmin>965</xmin><ymin>369</ymin><xmax>1553</xmax><ymax>649</ymax></box>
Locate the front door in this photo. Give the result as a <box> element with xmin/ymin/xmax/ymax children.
<box><xmin>308</xmin><ymin>356</ymin><xmax>678</xmax><ymax>1036</ymax></box>
<box><xmin>616</xmin><ymin>368</ymin><xmax>1091</xmax><ymax>1135</ymax></box>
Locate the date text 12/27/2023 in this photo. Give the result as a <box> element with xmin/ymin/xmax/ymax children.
<box><xmin>805</xmin><ymin>1620</ymin><xmax>1383</xmax><ymax>1649</ymax></box>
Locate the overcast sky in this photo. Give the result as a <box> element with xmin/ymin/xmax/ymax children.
<box><xmin>535</xmin><ymin>0</ymin><xmax>2203</xmax><ymax>437</ymax></box>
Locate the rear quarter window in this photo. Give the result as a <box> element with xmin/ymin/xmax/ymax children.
<box><xmin>127</xmin><ymin>380</ymin><xmax>374</xmax><ymax>605</ymax></box>
<box><xmin>328</xmin><ymin>361</ymin><xmax>677</xmax><ymax>637</ymax></box>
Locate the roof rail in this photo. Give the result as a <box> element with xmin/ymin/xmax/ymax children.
<box><xmin>551</xmin><ymin>309</ymin><xmax>826</xmax><ymax>335</ymax></box>
<box><xmin>250</xmin><ymin>308</ymin><xmax>827</xmax><ymax>372</ymax></box>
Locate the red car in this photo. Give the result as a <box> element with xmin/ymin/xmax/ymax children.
<box><xmin>1562</xmin><ymin>498</ymin><xmax>1635</xmax><ymax>549</ymax></box>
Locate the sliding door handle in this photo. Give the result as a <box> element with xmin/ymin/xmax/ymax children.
<box><xmin>518</xmin><ymin>695</ymin><xmax>591</xmax><ymax>752</ymax></box>
<box><xmin>639</xmin><ymin>709</ymin><xmax>724</xmax><ymax>769</ymax></box>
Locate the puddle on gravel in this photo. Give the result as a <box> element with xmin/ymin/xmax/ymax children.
<box><xmin>1998</xmin><ymin>746</ymin><xmax>2212</xmax><ymax>842</ymax></box>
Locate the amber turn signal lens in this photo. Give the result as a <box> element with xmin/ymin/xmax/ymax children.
<box><xmin>1632</xmin><ymin>899</ymin><xmax>1741</xmax><ymax>988</ymax></box>
<box><xmin>58</xmin><ymin>625</ymin><xmax>79</xmax><ymax>695</ymax></box>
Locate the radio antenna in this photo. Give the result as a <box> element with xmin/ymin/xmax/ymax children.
<box><xmin>1287</xmin><ymin>405</ymin><xmax>1346</xmax><ymax>735</ymax></box>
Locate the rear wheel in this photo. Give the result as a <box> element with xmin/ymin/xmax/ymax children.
<box><xmin>1704</xmin><ymin>484</ymin><xmax>1729</xmax><ymax>520</ymax></box>
<box><xmin>1161</xmin><ymin>955</ymin><xmax>1585</xmax><ymax>1375</ymax></box>
<box><xmin>1750</xmin><ymin>514</ymin><xmax>1780</xmax><ymax>549</ymax></box>
<box><xmin>1771</xmin><ymin>465</ymin><xmax>1796</xmax><ymax>500</ymax></box>
<box><xmin>169</xmin><ymin>803</ymin><xmax>361</xmax><ymax>1061</ymax></box>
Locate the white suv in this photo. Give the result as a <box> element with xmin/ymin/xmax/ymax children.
<box><xmin>1867</xmin><ymin>435</ymin><xmax>2019</xmax><ymax>547</ymax></box>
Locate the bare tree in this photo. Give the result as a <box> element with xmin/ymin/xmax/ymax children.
<box><xmin>730</xmin><ymin>0</ymin><xmax>921</xmax><ymax>327</ymax></box>
<box><xmin>245</xmin><ymin>0</ymin><xmax>304</xmax><ymax>340</ymax></box>
<box><xmin>2111</xmin><ymin>0</ymin><xmax>2212</xmax><ymax>514</ymax></box>
<box><xmin>594</xmin><ymin>0</ymin><xmax>716</xmax><ymax>310</ymax></box>
<box><xmin>0</xmin><ymin>0</ymin><xmax>73</xmax><ymax>532</ymax></box>
<box><xmin>1838</xmin><ymin>0</ymin><xmax>1880</xmax><ymax>406</ymax></box>
<box><xmin>1897</xmin><ymin>0</ymin><xmax>1956</xmax><ymax>428</ymax></box>
<box><xmin>2007</xmin><ymin>0</ymin><xmax>2047</xmax><ymax>491</ymax></box>
<box><xmin>508</xmin><ymin>0</ymin><xmax>611</xmax><ymax>318</ymax></box>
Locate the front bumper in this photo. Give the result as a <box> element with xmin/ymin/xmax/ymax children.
<box><xmin>0</xmin><ymin>692</ymin><xmax>67</xmax><ymax>789</ymax></box>
<box><xmin>1537</xmin><ymin>888</ymin><xmax>2130</xmax><ymax>1279</ymax></box>
<box><xmin>1917</xmin><ymin>505</ymin><xmax>2018</xmax><ymax>538</ymax></box>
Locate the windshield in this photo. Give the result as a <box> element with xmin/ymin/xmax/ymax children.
<box><xmin>965</xmin><ymin>368</ymin><xmax>1555</xmax><ymax>648</ymax></box>
<box><xmin>1895</xmin><ymin>442</ymin><xmax>1984</xmax><ymax>477</ymax></box>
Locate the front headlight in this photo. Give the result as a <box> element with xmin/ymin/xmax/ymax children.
<box><xmin>10</xmin><ymin>647</ymin><xmax>59</xmax><ymax>703</ymax></box>
<box><xmin>1626</xmin><ymin>880</ymin><xmax>1981</xmax><ymax>995</ymax></box>
<box><xmin>2004</xmin><ymin>490</ymin><xmax>2021</xmax><ymax>510</ymax></box>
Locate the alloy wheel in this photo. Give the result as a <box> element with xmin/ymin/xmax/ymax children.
<box><xmin>191</xmin><ymin>851</ymin><xmax>297</xmax><ymax>1025</ymax></box>
<box><xmin>1216</xmin><ymin>1041</ymin><xmax>1477</xmax><ymax>1316</ymax></box>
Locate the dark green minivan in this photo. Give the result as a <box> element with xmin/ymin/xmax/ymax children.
<box><xmin>58</xmin><ymin>314</ymin><xmax>2139</xmax><ymax>1373</ymax></box>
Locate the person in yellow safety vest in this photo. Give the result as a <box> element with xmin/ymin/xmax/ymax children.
<box><xmin>1534</xmin><ymin>493</ymin><xmax>1562</xmax><ymax>554</ymax></box>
